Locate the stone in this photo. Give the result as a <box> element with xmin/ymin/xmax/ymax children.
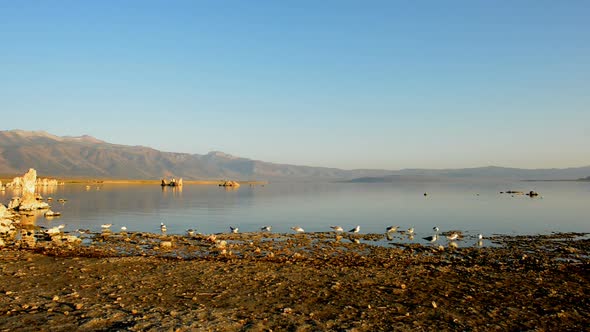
<box><xmin>7</xmin><ymin>197</ymin><xmax>20</xmax><ymax>210</ymax></box>
<box><xmin>12</xmin><ymin>169</ymin><xmax>50</xmax><ymax>211</ymax></box>
<box><xmin>219</xmin><ymin>180</ymin><xmax>240</xmax><ymax>188</ymax></box>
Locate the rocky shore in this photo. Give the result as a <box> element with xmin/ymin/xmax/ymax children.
<box><xmin>0</xmin><ymin>229</ymin><xmax>588</xmax><ymax>331</ymax></box>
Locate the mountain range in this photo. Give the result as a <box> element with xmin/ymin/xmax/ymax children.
<box><xmin>0</xmin><ymin>130</ymin><xmax>588</xmax><ymax>181</ymax></box>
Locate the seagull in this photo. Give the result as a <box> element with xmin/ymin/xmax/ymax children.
<box><xmin>230</xmin><ymin>226</ymin><xmax>239</xmax><ymax>234</ymax></box>
<box><xmin>433</xmin><ymin>226</ymin><xmax>440</xmax><ymax>233</ymax></box>
<box><xmin>423</xmin><ymin>234</ymin><xmax>438</xmax><ymax>243</ymax></box>
<box><xmin>45</xmin><ymin>226</ymin><xmax>62</xmax><ymax>236</ymax></box>
<box><xmin>386</xmin><ymin>226</ymin><xmax>399</xmax><ymax>233</ymax></box>
<box><xmin>446</xmin><ymin>233</ymin><xmax>459</xmax><ymax>241</ymax></box>
<box><xmin>349</xmin><ymin>225</ymin><xmax>360</xmax><ymax>233</ymax></box>
<box><xmin>261</xmin><ymin>226</ymin><xmax>272</xmax><ymax>232</ymax></box>
<box><xmin>478</xmin><ymin>234</ymin><xmax>483</xmax><ymax>240</ymax></box>
<box><xmin>120</xmin><ymin>226</ymin><xmax>127</xmax><ymax>231</ymax></box>
<box><xmin>330</xmin><ymin>226</ymin><xmax>344</xmax><ymax>232</ymax></box>
<box><xmin>101</xmin><ymin>223</ymin><xmax>112</xmax><ymax>229</ymax></box>
<box><xmin>407</xmin><ymin>227</ymin><xmax>414</xmax><ymax>235</ymax></box>
<box><xmin>160</xmin><ymin>222</ymin><xmax>167</xmax><ymax>233</ymax></box>
<box><xmin>45</xmin><ymin>224</ymin><xmax>65</xmax><ymax>236</ymax></box>
<box><xmin>186</xmin><ymin>229</ymin><xmax>195</xmax><ymax>237</ymax></box>
<box><xmin>291</xmin><ymin>226</ymin><xmax>305</xmax><ymax>233</ymax></box>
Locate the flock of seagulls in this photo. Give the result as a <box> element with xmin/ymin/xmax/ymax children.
<box><xmin>57</xmin><ymin>221</ymin><xmax>485</xmax><ymax>247</ymax></box>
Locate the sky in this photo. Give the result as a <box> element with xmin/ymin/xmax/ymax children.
<box><xmin>0</xmin><ymin>1</ymin><xmax>588</xmax><ymax>170</ymax></box>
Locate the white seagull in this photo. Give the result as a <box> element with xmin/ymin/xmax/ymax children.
<box><xmin>160</xmin><ymin>222</ymin><xmax>167</xmax><ymax>233</ymax></box>
<box><xmin>423</xmin><ymin>233</ymin><xmax>438</xmax><ymax>243</ymax></box>
<box><xmin>101</xmin><ymin>223</ymin><xmax>112</xmax><ymax>229</ymax></box>
<box><xmin>261</xmin><ymin>226</ymin><xmax>272</xmax><ymax>232</ymax></box>
<box><xmin>291</xmin><ymin>226</ymin><xmax>305</xmax><ymax>233</ymax></box>
<box><xmin>230</xmin><ymin>226</ymin><xmax>239</xmax><ymax>234</ymax></box>
<box><xmin>433</xmin><ymin>226</ymin><xmax>440</xmax><ymax>233</ymax></box>
<box><xmin>186</xmin><ymin>229</ymin><xmax>195</xmax><ymax>237</ymax></box>
<box><xmin>386</xmin><ymin>226</ymin><xmax>399</xmax><ymax>233</ymax></box>
<box><xmin>446</xmin><ymin>233</ymin><xmax>459</xmax><ymax>241</ymax></box>
<box><xmin>349</xmin><ymin>225</ymin><xmax>360</xmax><ymax>233</ymax></box>
<box><xmin>120</xmin><ymin>226</ymin><xmax>127</xmax><ymax>231</ymax></box>
<box><xmin>45</xmin><ymin>224</ymin><xmax>65</xmax><ymax>236</ymax></box>
<box><xmin>330</xmin><ymin>226</ymin><xmax>344</xmax><ymax>232</ymax></box>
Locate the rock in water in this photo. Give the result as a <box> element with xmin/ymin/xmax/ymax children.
<box><xmin>14</xmin><ymin>169</ymin><xmax>49</xmax><ymax>211</ymax></box>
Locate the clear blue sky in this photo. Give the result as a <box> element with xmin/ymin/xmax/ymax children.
<box><xmin>1</xmin><ymin>1</ymin><xmax>588</xmax><ymax>169</ymax></box>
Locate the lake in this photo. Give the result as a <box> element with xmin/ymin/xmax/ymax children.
<box><xmin>4</xmin><ymin>180</ymin><xmax>589</xmax><ymax>246</ymax></box>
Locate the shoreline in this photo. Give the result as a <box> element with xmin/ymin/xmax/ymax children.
<box><xmin>0</xmin><ymin>231</ymin><xmax>588</xmax><ymax>331</ymax></box>
<box><xmin>0</xmin><ymin>177</ymin><xmax>269</xmax><ymax>185</ymax></box>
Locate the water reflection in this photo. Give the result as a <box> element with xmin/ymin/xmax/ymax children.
<box><xmin>1</xmin><ymin>181</ymin><xmax>589</xmax><ymax>242</ymax></box>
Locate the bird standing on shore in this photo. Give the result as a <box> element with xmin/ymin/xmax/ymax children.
<box><xmin>160</xmin><ymin>222</ymin><xmax>167</xmax><ymax>233</ymax></box>
<box><xmin>261</xmin><ymin>226</ymin><xmax>272</xmax><ymax>232</ymax></box>
<box><xmin>186</xmin><ymin>229</ymin><xmax>195</xmax><ymax>237</ymax></box>
<box><xmin>45</xmin><ymin>225</ymin><xmax>64</xmax><ymax>236</ymax></box>
<box><xmin>330</xmin><ymin>225</ymin><xmax>344</xmax><ymax>232</ymax></box>
<box><xmin>291</xmin><ymin>226</ymin><xmax>305</xmax><ymax>233</ymax></box>
<box><xmin>423</xmin><ymin>233</ymin><xmax>438</xmax><ymax>243</ymax></box>
<box><xmin>101</xmin><ymin>223</ymin><xmax>112</xmax><ymax>229</ymax></box>
<box><xmin>446</xmin><ymin>233</ymin><xmax>459</xmax><ymax>241</ymax></box>
<box><xmin>120</xmin><ymin>226</ymin><xmax>127</xmax><ymax>232</ymax></box>
<box><xmin>407</xmin><ymin>227</ymin><xmax>414</xmax><ymax>235</ymax></box>
<box><xmin>349</xmin><ymin>225</ymin><xmax>360</xmax><ymax>233</ymax></box>
<box><xmin>230</xmin><ymin>226</ymin><xmax>239</xmax><ymax>234</ymax></box>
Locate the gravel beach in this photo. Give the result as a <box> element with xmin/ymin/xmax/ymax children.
<box><xmin>0</xmin><ymin>231</ymin><xmax>589</xmax><ymax>331</ymax></box>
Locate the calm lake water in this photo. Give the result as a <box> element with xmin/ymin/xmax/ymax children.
<box><xmin>5</xmin><ymin>180</ymin><xmax>590</xmax><ymax>245</ymax></box>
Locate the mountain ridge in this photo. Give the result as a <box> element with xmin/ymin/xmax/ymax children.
<box><xmin>0</xmin><ymin>130</ymin><xmax>588</xmax><ymax>181</ymax></box>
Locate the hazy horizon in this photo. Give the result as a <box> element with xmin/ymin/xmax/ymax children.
<box><xmin>1</xmin><ymin>2</ymin><xmax>588</xmax><ymax>170</ymax></box>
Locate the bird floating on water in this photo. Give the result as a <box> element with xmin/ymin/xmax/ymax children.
<box><xmin>261</xmin><ymin>226</ymin><xmax>272</xmax><ymax>232</ymax></box>
<box><xmin>386</xmin><ymin>226</ymin><xmax>399</xmax><ymax>233</ymax></box>
<box><xmin>330</xmin><ymin>226</ymin><xmax>344</xmax><ymax>232</ymax></box>
<box><xmin>407</xmin><ymin>227</ymin><xmax>415</xmax><ymax>235</ymax></box>
<box><xmin>101</xmin><ymin>223</ymin><xmax>112</xmax><ymax>229</ymax></box>
<box><xmin>160</xmin><ymin>222</ymin><xmax>167</xmax><ymax>233</ymax></box>
<box><xmin>120</xmin><ymin>226</ymin><xmax>127</xmax><ymax>231</ymax></box>
<box><xmin>291</xmin><ymin>226</ymin><xmax>305</xmax><ymax>233</ymax></box>
<box><xmin>230</xmin><ymin>226</ymin><xmax>239</xmax><ymax>234</ymax></box>
<box><xmin>349</xmin><ymin>225</ymin><xmax>360</xmax><ymax>233</ymax></box>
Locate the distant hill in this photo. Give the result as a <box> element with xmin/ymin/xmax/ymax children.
<box><xmin>0</xmin><ymin>130</ymin><xmax>390</xmax><ymax>180</ymax></box>
<box><xmin>0</xmin><ymin>130</ymin><xmax>588</xmax><ymax>181</ymax></box>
